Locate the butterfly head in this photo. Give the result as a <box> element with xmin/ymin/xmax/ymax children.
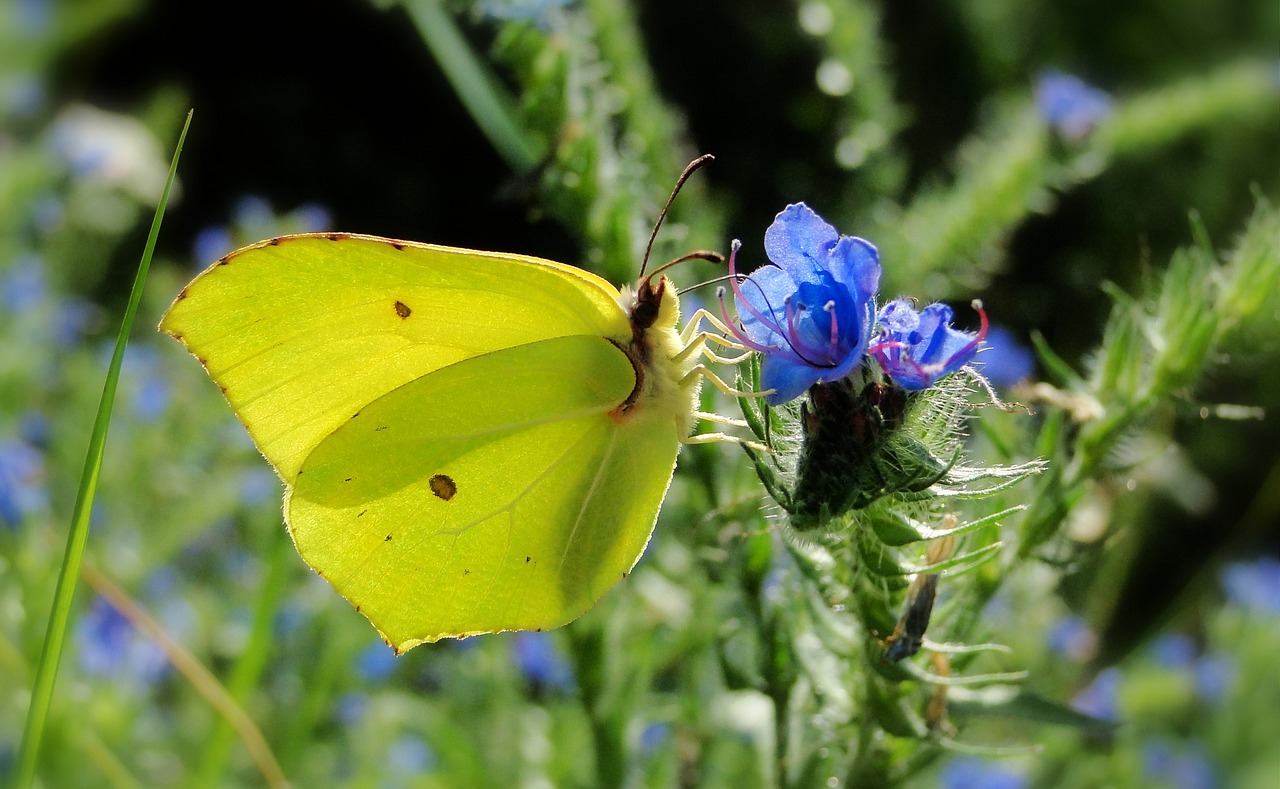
<box><xmin>626</xmin><ymin>274</ymin><xmax>681</xmax><ymax>336</ymax></box>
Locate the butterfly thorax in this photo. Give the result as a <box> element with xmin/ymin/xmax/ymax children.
<box><xmin>613</xmin><ymin>276</ymin><xmax>700</xmax><ymax>439</ymax></box>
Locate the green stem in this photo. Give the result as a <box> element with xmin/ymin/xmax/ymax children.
<box><xmin>400</xmin><ymin>0</ymin><xmax>540</xmax><ymax>171</ymax></box>
<box><xmin>193</xmin><ymin>524</ymin><xmax>293</xmax><ymax>788</ymax></box>
<box><xmin>13</xmin><ymin>110</ymin><xmax>191</xmax><ymax>789</ymax></box>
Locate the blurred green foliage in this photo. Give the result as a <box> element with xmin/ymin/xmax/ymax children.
<box><xmin>2</xmin><ymin>0</ymin><xmax>1277</xmax><ymax>786</ymax></box>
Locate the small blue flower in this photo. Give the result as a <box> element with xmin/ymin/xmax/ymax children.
<box><xmin>3</xmin><ymin>72</ymin><xmax>46</xmax><ymax>120</ymax></box>
<box><xmin>75</xmin><ymin>596</ymin><xmax>168</xmax><ymax>683</ymax></box>
<box><xmin>192</xmin><ymin>225</ymin><xmax>234</xmax><ymax>266</ymax></box>
<box><xmin>1035</xmin><ymin>71</ymin><xmax>1112</xmax><ymax>141</ymax></box>
<box><xmin>512</xmin><ymin>631</ymin><xmax>574</xmax><ymax>692</ymax></box>
<box><xmin>1046</xmin><ymin>615</ymin><xmax>1097</xmax><ymax>663</ymax></box>
<box><xmin>52</xmin><ymin>297</ymin><xmax>96</xmax><ymax>348</ymax></box>
<box><xmin>1149</xmin><ymin>632</ymin><xmax>1196</xmax><ymax>669</ymax></box>
<box><xmin>869</xmin><ymin>299</ymin><xmax>987</xmax><ymax>390</ymax></box>
<box><xmin>478</xmin><ymin>0</ymin><xmax>572</xmax><ymax>30</ymax></box>
<box><xmin>387</xmin><ymin>734</ymin><xmax>437</xmax><ymax>775</ymax></box>
<box><xmin>16</xmin><ymin>0</ymin><xmax>53</xmax><ymax>36</ymax></box>
<box><xmin>232</xmin><ymin>195</ymin><xmax>274</xmax><ymax>230</ymax></box>
<box><xmin>335</xmin><ymin>691</ymin><xmax>368</xmax><ymax>725</ymax></box>
<box><xmin>975</xmin><ymin>325</ymin><xmax>1035</xmax><ymax>388</ymax></box>
<box><xmin>639</xmin><ymin>722</ymin><xmax>671</xmax><ymax>754</ymax></box>
<box><xmin>2</xmin><ymin>254</ymin><xmax>47</xmax><ymax>312</ymax></box>
<box><xmin>120</xmin><ymin>346</ymin><xmax>171</xmax><ymax>422</ymax></box>
<box><xmin>940</xmin><ymin>756</ymin><xmax>1027</xmax><ymax>789</ymax></box>
<box><xmin>1221</xmin><ymin>556</ymin><xmax>1280</xmax><ymax>613</ymax></box>
<box><xmin>239</xmin><ymin>467</ymin><xmax>280</xmax><ymax>507</ymax></box>
<box><xmin>356</xmin><ymin>639</ymin><xmax>398</xmax><ymax>683</ymax></box>
<box><xmin>293</xmin><ymin>202</ymin><xmax>333</xmax><ymax>233</ymax></box>
<box><xmin>1072</xmin><ymin>666</ymin><xmax>1122</xmax><ymax>721</ymax></box>
<box><xmin>727</xmin><ymin>203</ymin><xmax>881</xmax><ymax>405</ymax></box>
<box><xmin>0</xmin><ymin>438</ymin><xmax>46</xmax><ymax>528</ymax></box>
<box><xmin>1142</xmin><ymin>739</ymin><xmax>1219</xmax><ymax>789</ymax></box>
<box><xmin>1192</xmin><ymin>653</ymin><xmax>1235</xmax><ymax>705</ymax></box>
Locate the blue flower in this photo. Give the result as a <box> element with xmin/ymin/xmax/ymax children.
<box><xmin>0</xmin><ymin>438</ymin><xmax>46</xmax><ymax>528</ymax></box>
<box><xmin>75</xmin><ymin>596</ymin><xmax>168</xmax><ymax>683</ymax></box>
<box><xmin>2</xmin><ymin>254</ymin><xmax>46</xmax><ymax>312</ymax></box>
<box><xmin>355</xmin><ymin>639</ymin><xmax>398</xmax><ymax>683</ymax></box>
<box><xmin>1035</xmin><ymin>71</ymin><xmax>1112</xmax><ymax>141</ymax></box>
<box><xmin>512</xmin><ymin>631</ymin><xmax>574</xmax><ymax>692</ymax></box>
<box><xmin>727</xmin><ymin>203</ymin><xmax>881</xmax><ymax>405</ymax></box>
<box><xmin>1142</xmin><ymin>740</ymin><xmax>1219</xmax><ymax>789</ymax></box>
<box><xmin>1221</xmin><ymin>556</ymin><xmax>1280</xmax><ymax>613</ymax></box>
<box><xmin>387</xmin><ymin>734</ymin><xmax>437</xmax><ymax>775</ymax></box>
<box><xmin>1193</xmin><ymin>653</ymin><xmax>1235</xmax><ymax>705</ymax></box>
<box><xmin>119</xmin><ymin>346</ymin><xmax>171</xmax><ymax>422</ymax></box>
<box><xmin>974</xmin><ymin>325</ymin><xmax>1035</xmax><ymax>388</ymax></box>
<box><xmin>1149</xmin><ymin>632</ymin><xmax>1196</xmax><ymax>668</ymax></box>
<box><xmin>869</xmin><ymin>299</ymin><xmax>987</xmax><ymax>390</ymax></box>
<box><xmin>1046</xmin><ymin>615</ymin><xmax>1097</xmax><ymax>663</ymax></box>
<box><xmin>192</xmin><ymin>225</ymin><xmax>234</xmax><ymax>266</ymax></box>
<box><xmin>940</xmin><ymin>756</ymin><xmax>1027</xmax><ymax>789</ymax></box>
<box><xmin>1072</xmin><ymin>666</ymin><xmax>1122</xmax><ymax>721</ymax></box>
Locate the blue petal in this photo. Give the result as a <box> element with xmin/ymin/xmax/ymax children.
<box><xmin>760</xmin><ymin>354</ymin><xmax>827</xmax><ymax>405</ymax></box>
<box><xmin>917</xmin><ymin>303</ymin><xmax>979</xmax><ymax>369</ymax></box>
<box><xmin>738</xmin><ymin>266</ymin><xmax>794</xmax><ymax>345</ymax></box>
<box><xmin>828</xmin><ymin>235</ymin><xmax>881</xmax><ymax>300</ymax></box>
<box><xmin>763</xmin><ymin>203</ymin><xmax>839</xmax><ymax>282</ymax></box>
<box><xmin>878</xmin><ymin>299</ymin><xmax>919</xmax><ymax>334</ymax></box>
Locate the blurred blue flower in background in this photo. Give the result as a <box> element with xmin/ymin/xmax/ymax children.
<box><xmin>52</xmin><ymin>296</ymin><xmax>96</xmax><ymax>348</ymax></box>
<box><xmin>1036</xmin><ymin>71</ymin><xmax>1112</xmax><ymax>141</ymax></box>
<box><xmin>1192</xmin><ymin>653</ymin><xmax>1235</xmax><ymax>705</ymax></box>
<box><xmin>728</xmin><ymin>202</ymin><xmax>881</xmax><ymax>404</ymax></box>
<box><xmin>974</xmin><ymin>325</ymin><xmax>1035</xmax><ymax>388</ymax></box>
<box><xmin>0</xmin><ymin>438</ymin><xmax>47</xmax><ymax>528</ymax></box>
<box><xmin>1046</xmin><ymin>614</ymin><xmax>1097</xmax><ymax>663</ymax></box>
<box><xmin>639</xmin><ymin>722</ymin><xmax>671</xmax><ymax>754</ymax></box>
<box><xmin>19</xmin><ymin>410</ymin><xmax>50</xmax><ymax>448</ymax></box>
<box><xmin>119</xmin><ymin>346</ymin><xmax>171</xmax><ymax>422</ymax></box>
<box><xmin>512</xmin><ymin>631</ymin><xmax>574</xmax><ymax>692</ymax></box>
<box><xmin>2</xmin><ymin>254</ymin><xmax>46</xmax><ymax>312</ymax></box>
<box><xmin>940</xmin><ymin>756</ymin><xmax>1027</xmax><ymax>789</ymax></box>
<box><xmin>1</xmin><ymin>72</ymin><xmax>46</xmax><ymax>120</ymax></box>
<box><xmin>1220</xmin><ymin>556</ymin><xmax>1280</xmax><ymax>613</ymax></box>
<box><xmin>192</xmin><ymin>225</ymin><xmax>234</xmax><ymax>266</ymax></box>
<box><xmin>15</xmin><ymin>0</ymin><xmax>53</xmax><ymax>36</ymax></box>
<box><xmin>1142</xmin><ymin>739</ymin><xmax>1219</xmax><ymax>789</ymax></box>
<box><xmin>356</xmin><ymin>640</ymin><xmax>399</xmax><ymax>683</ymax></box>
<box><xmin>1149</xmin><ymin>632</ymin><xmax>1196</xmax><ymax>668</ymax></box>
<box><xmin>387</xmin><ymin>734</ymin><xmax>437</xmax><ymax>775</ymax></box>
<box><xmin>293</xmin><ymin>202</ymin><xmax>333</xmax><ymax>233</ymax></box>
<box><xmin>335</xmin><ymin>691</ymin><xmax>368</xmax><ymax>725</ymax></box>
<box><xmin>48</xmin><ymin>104</ymin><xmax>168</xmax><ymax>201</ymax></box>
<box><xmin>239</xmin><ymin>466</ymin><xmax>279</xmax><ymax>507</ymax></box>
<box><xmin>75</xmin><ymin>595</ymin><xmax>168</xmax><ymax>684</ymax></box>
<box><xmin>30</xmin><ymin>194</ymin><xmax>64</xmax><ymax>234</ymax></box>
<box><xmin>1072</xmin><ymin>666</ymin><xmax>1122</xmax><ymax>721</ymax></box>
<box><xmin>869</xmin><ymin>299</ymin><xmax>987</xmax><ymax>390</ymax></box>
<box><xmin>478</xmin><ymin>0</ymin><xmax>572</xmax><ymax>30</ymax></box>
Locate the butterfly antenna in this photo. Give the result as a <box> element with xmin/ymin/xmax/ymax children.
<box><xmin>648</xmin><ymin>250</ymin><xmax>724</xmax><ymax>284</ymax></box>
<box><xmin>639</xmin><ymin>154</ymin><xmax>715</xmax><ymax>280</ymax></box>
<box><xmin>676</xmin><ymin>270</ymin><xmax>740</xmax><ymax>296</ymax></box>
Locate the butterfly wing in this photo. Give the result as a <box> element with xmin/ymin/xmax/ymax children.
<box><xmin>160</xmin><ymin>234</ymin><xmax>629</xmax><ymax>478</ymax></box>
<box><xmin>288</xmin><ymin>334</ymin><xmax>679</xmax><ymax>649</ymax></box>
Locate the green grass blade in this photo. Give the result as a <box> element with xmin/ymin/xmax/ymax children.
<box><xmin>13</xmin><ymin>109</ymin><xmax>193</xmax><ymax>789</ymax></box>
<box><xmin>399</xmin><ymin>0</ymin><xmax>541</xmax><ymax>171</ymax></box>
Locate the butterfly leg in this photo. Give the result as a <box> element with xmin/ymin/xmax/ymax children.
<box><xmin>677</xmin><ymin>308</ymin><xmax>752</xmax><ymax>365</ymax></box>
<box><xmin>677</xmin><ymin>365</ymin><xmax>773</xmax><ymax>453</ymax></box>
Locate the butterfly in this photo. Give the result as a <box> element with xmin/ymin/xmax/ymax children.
<box><xmin>160</xmin><ymin>157</ymin><xmax>752</xmax><ymax>652</ymax></box>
